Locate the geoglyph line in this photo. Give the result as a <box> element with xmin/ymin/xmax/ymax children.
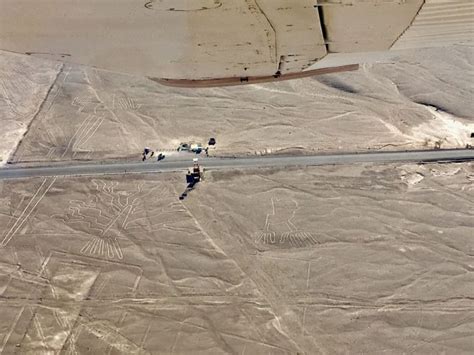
<box><xmin>71</xmin><ymin>181</ymin><xmax>162</xmax><ymax>260</ymax></box>
<box><xmin>80</xmin><ymin>237</ymin><xmax>123</xmax><ymax>260</ymax></box>
<box><xmin>62</xmin><ymin>114</ymin><xmax>104</xmax><ymax>158</ymax></box>
<box><xmin>255</xmin><ymin>196</ymin><xmax>317</xmax><ymax>248</ymax></box>
<box><xmin>1</xmin><ymin>177</ymin><xmax>56</xmax><ymax>247</ymax></box>
<box><xmin>61</xmin><ymin>114</ymin><xmax>93</xmax><ymax>157</ymax></box>
<box><xmin>0</xmin><ymin>306</ymin><xmax>25</xmax><ymax>353</ymax></box>
<box><xmin>73</xmin><ymin>116</ymin><xmax>104</xmax><ymax>151</ymax></box>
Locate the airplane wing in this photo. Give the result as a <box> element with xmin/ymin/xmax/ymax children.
<box><xmin>0</xmin><ymin>0</ymin><xmax>472</xmax><ymax>86</ymax></box>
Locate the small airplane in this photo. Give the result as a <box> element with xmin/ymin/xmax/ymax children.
<box><xmin>0</xmin><ymin>0</ymin><xmax>471</xmax><ymax>87</ymax></box>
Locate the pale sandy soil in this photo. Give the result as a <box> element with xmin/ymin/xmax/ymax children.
<box><xmin>0</xmin><ymin>52</ymin><xmax>60</xmax><ymax>165</ymax></box>
<box><xmin>0</xmin><ymin>162</ymin><xmax>472</xmax><ymax>353</ymax></box>
<box><xmin>2</xmin><ymin>45</ymin><xmax>471</xmax><ymax>164</ymax></box>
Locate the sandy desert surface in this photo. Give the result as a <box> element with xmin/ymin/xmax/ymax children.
<box><xmin>1</xmin><ymin>45</ymin><xmax>473</xmax><ymax>166</ymax></box>
<box><xmin>0</xmin><ymin>53</ymin><xmax>60</xmax><ymax>165</ymax></box>
<box><xmin>0</xmin><ymin>35</ymin><xmax>473</xmax><ymax>354</ymax></box>
<box><xmin>0</xmin><ymin>162</ymin><xmax>472</xmax><ymax>353</ymax></box>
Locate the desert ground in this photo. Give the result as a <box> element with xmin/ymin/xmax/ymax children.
<box><xmin>1</xmin><ymin>44</ymin><xmax>473</xmax><ymax>166</ymax></box>
<box><xmin>0</xmin><ymin>162</ymin><xmax>472</xmax><ymax>353</ymax></box>
<box><xmin>0</xmin><ymin>38</ymin><xmax>473</xmax><ymax>354</ymax></box>
<box><xmin>0</xmin><ymin>53</ymin><xmax>60</xmax><ymax>165</ymax></box>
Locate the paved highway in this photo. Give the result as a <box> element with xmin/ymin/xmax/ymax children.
<box><xmin>0</xmin><ymin>149</ymin><xmax>472</xmax><ymax>180</ymax></box>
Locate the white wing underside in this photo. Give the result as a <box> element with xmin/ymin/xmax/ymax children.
<box><xmin>0</xmin><ymin>0</ymin><xmax>472</xmax><ymax>84</ymax></box>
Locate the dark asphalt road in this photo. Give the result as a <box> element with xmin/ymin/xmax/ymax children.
<box><xmin>0</xmin><ymin>149</ymin><xmax>472</xmax><ymax>180</ymax></box>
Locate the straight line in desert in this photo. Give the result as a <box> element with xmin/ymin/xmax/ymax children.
<box><xmin>1</xmin><ymin>177</ymin><xmax>56</xmax><ymax>246</ymax></box>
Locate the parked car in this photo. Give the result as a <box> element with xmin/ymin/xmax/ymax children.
<box><xmin>178</xmin><ymin>143</ymin><xmax>190</xmax><ymax>151</ymax></box>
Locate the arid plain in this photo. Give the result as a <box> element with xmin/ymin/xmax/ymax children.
<box><xmin>0</xmin><ymin>162</ymin><xmax>472</xmax><ymax>353</ymax></box>
<box><xmin>0</xmin><ymin>43</ymin><xmax>473</xmax><ymax>354</ymax></box>
<box><xmin>1</xmin><ymin>45</ymin><xmax>473</xmax><ymax>165</ymax></box>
